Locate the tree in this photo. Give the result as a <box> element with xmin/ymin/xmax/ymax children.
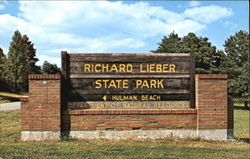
<box><xmin>0</xmin><ymin>47</ymin><xmax>7</xmax><ymax>91</ymax></box>
<box><xmin>22</xmin><ymin>35</ymin><xmax>40</xmax><ymax>74</ymax></box>
<box><xmin>222</xmin><ymin>30</ymin><xmax>249</xmax><ymax>108</ymax></box>
<box><xmin>0</xmin><ymin>47</ymin><xmax>4</xmax><ymax>57</ymax></box>
<box><xmin>152</xmin><ymin>32</ymin><xmax>223</xmax><ymax>73</ymax></box>
<box><xmin>152</xmin><ymin>32</ymin><xmax>182</xmax><ymax>53</ymax></box>
<box><xmin>6</xmin><ymin>30</ymin><xmax>40</xmax><ymax>92</ymax></box>
<box><xmin>41</xmin><ymin>61</ymin><xmax>61</xmax><ymax>74</ymax></box>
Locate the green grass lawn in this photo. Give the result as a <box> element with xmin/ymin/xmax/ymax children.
<box><xmin>234</xmin><ymin>110</ymin><xmax>249</xmax><ymax>139</ymax></box>
<box><xmin>0</xmin><ymin>110</ymin><xmax>249</xmax><ymax>159</ymax></box>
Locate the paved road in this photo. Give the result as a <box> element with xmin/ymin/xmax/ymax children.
<box><xmin>0</xmin><ymin>102</ymin><xmax>21</xmax><ymax>112</ymax></box>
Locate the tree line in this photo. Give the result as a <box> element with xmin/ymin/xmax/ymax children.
<box><xmin>152</xmin><ymin>30</ymin><xmax>249</xmax><ymax>107</ymax></box>
<box><xmin>0</xmin><ymin>30</ymin><xmax>60</xmax><ymax>92</ymax></box>
<box><xmin>0</xmin><ymin>30</ymin><xmax>249</xmax><ymax>107</ymax></box>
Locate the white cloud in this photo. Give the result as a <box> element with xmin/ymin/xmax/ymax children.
<box><xmin>189</xmin><ymin>1</ymin><xmax>201</xmax><ymax>7</ymax></box>
<box><xmin>184</xmin><ymin>5</ymin><xmax>233</xmax><ymax>24</ymax></box>
<box><xmin>0</xmin><ymin>4</ymin><xmax>5</xmax><ymax>11</ymax></box>
<box><xmin>18</xmin><ymin>1</ymin><xmax>185</xmax><ymax>38</ymax></box>
<box><xmin>0</xmin><ymin>14</ymin><xmax>42</xmax><ymax>34</ymax></box>
<box><xmin>37</xmin><ymin>55</ymin><xmax>61</xmax><ymax>67</ymax></box>
<box><xmin>0</xmin><ymin>1</ymin><xmax>234</xmax><ymax>66</ymax></box>
<box><xmin>169</xmin><ymin>20</ymin><xmax>206</xmax><ymax>36</ymax></box>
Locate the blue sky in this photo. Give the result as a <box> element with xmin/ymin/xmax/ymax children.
<box><xmin>0</xmin><ymin>1</ymin><xmax>249</xmax><ymax>66</ymax></box>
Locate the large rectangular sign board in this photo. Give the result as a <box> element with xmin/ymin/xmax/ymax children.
<box><xmin>61</xmin><ymin>52</ymin><xmax>195</xmax><ymax>109</ymax></box>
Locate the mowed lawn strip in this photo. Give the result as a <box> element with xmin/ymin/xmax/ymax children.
<box><xmin>234</xmin><ymin>109</ymin><xmax>249</xmax><ymax>139</ymax></box>
<box><xmin>0</xmin><ymin>92</ymin><xmax>26</xmax><ymax>98</ymax></box>
<box><xmin>0</xmin><ymin>110</ymin><xmax>249</xmax><ymax>159</ymax></box>
<box><xmin>0</xmin><ymin>92</ymin><xmax>27</xmax><ymax>103</ymax></box>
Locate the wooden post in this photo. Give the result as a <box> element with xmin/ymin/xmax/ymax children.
<box><xmin>61</xmin><ymin>51</ymin><xmax>69</xmax><ymax>79</ymax></box>
<box><xmin>190</xmin><ymin>52</ymin><xmax>195</xmax><ymax>108</ymax></box>
<box><xmin>61</xmin><ymin>51</ymin><xmax>69</xmax><ymax>110</ymax></box>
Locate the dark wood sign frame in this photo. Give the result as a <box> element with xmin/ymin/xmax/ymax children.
<box><xmin>61</xmin><ymin>51</ymin><xmax>195</xmax><ymax>109</ymax></box>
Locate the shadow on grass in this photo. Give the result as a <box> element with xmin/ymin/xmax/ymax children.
<box><xmin>238</xmin><ymin>138</ymin><xmax>250</xmax><ymax>144</ymax></box>
<box><xmin>0</xmin><ymin>96</ymin><xmax>20</xmax><ymax>102</ymax></box>
<box><xmin>233</xmin><ymin>106</ymin><xmax>250</xmax><ymax>110</ymax></box>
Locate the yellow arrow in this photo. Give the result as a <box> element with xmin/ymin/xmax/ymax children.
<box><xmin>103</xmin><ymin>95</ymin><xmax>107</xmax><ymax>101</ymax></box>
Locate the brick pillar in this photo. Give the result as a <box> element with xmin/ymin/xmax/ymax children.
<box><xmin>20</xmin><ymin>96</ymin><xmax>29</xmax><ymax>131</ymax></box>
<box><xmin>21</xmin><ymin>75</ymin><xmax>61</xmax><ymax>141</ymax></box>
<box><xmin>195</xmin><ymin>74</ymin><xmax>228</xmax><ymax>140</ymax></box>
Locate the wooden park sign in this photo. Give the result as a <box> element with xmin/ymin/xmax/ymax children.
<box><xmin>21</xmin><ymin>52</ymin><xmax>229</xmax><ymax>141</ymax></box>
<box><xmin>61</xmin><ymin>52</ymin><xmax>195</xmax><ymax>109</ymax></box>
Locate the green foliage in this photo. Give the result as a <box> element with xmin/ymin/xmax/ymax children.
<box><xmin>41</xmin><ymin>60</ymin><xmax>61</xmax><ymax>74</ymax></box>
<box><xmin>6</xmin><ymin>30</ymin><xmax>40</xmax><ymax>92</ymax></box>
<box><xmin>0</xmin><ymin>47</ymin><xmax>8</xmax><ymax>91</ymax></box>
<box><xmin>153</xmin><ymin>31</ymin><xmax>249</xmax><ymax>104</ymax></box>
<box><xmin>152</xmin><ymin>32</ymin><xmax>182</xmax><ymax>53</ymax></box>
<box><xmin>0</xmin><ymin>47</ymin><xmax>4</xmax><ymax>57</ymax></box>
<box><xmin>0</xmin><ymin>47</ymin><xmax>5</xmax><ymax>75</ymax></box>
<box><xmin>221</xmin><ymin>30</ymin><xmax>249</xmax><ymax>105</ymax></box>
<box><xmin>152</xmin><ymin>32</ymin><xmax>222</xmax><ymax>73</ymax></box>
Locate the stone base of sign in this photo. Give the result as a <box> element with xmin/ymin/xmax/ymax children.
<box><xmin>21</xmin><ymin>131</ymin><xmax>61</xmax><ymax>141</ymax></box>
<box><xmin>20</xmin><ymin>130</ymin><xmax>228</xmax><ymax>141</ymax></box>
<box><xmin>198</xmin><ymin>129</ymin><xmax>228</xmax><ymax>140</ymax></box>
<box><xmin>68</xmin><ymin>130</ymin><xmax>197</xmax><ymax>140</ymax></box>
<box><xmin>67</xmin><ymin>129</ymin><xmax>227</xmax><ymax>140</ymax></box>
